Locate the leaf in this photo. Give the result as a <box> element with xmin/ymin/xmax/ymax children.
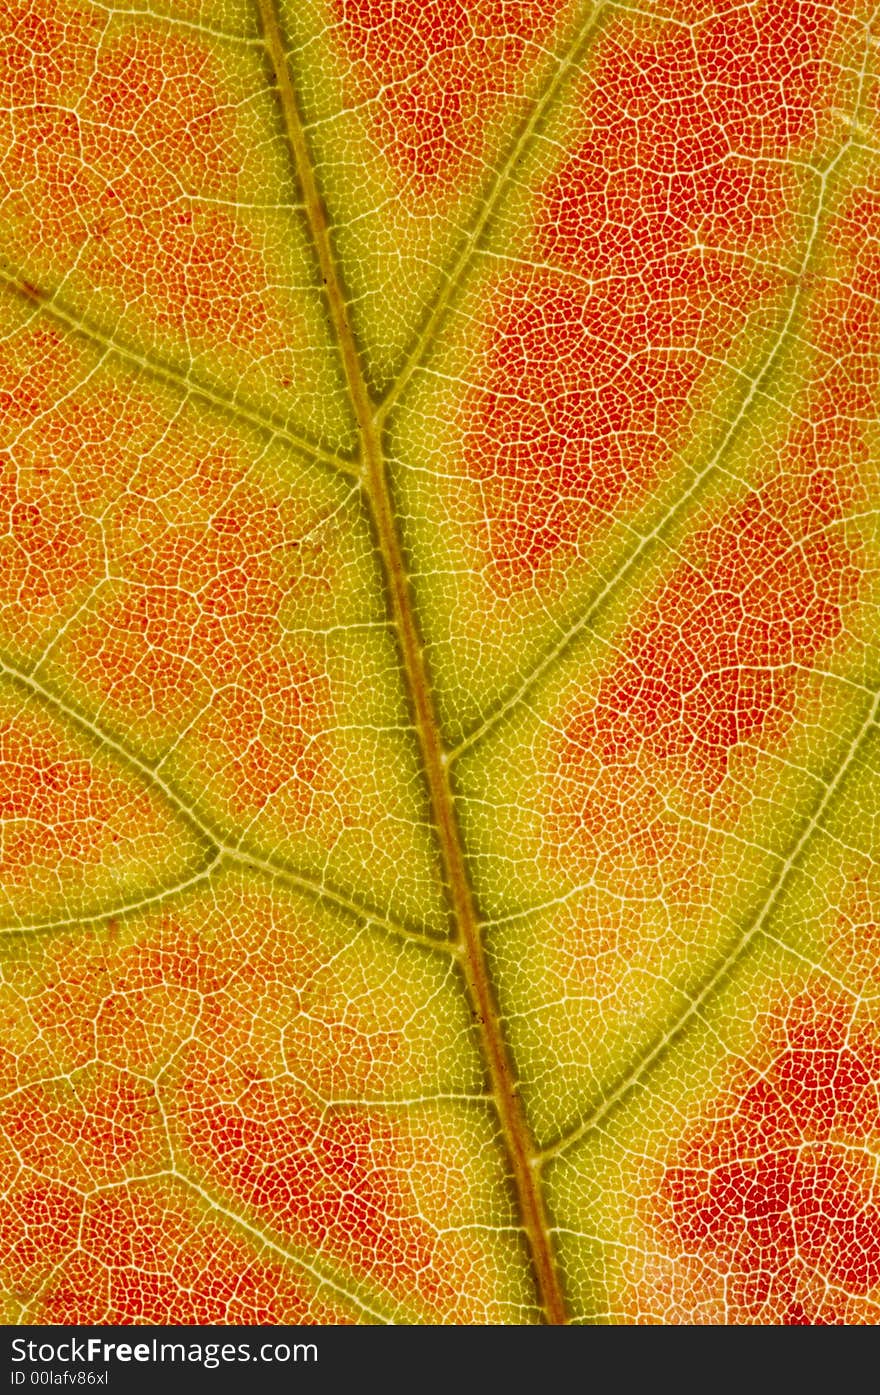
<box><xmin>1</xmin><ymin>0</ymin><xmax>879</xmax><ymax>1326</ymax></box>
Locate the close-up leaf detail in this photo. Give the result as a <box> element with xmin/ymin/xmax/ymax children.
<box><xmin>1</xmin><ymin>0</ymin><xmax>879</xmax><ymax>1325</ymax></box>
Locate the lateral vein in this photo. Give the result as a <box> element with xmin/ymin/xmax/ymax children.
<box><xmin>541</xmin><ymin>687</ymin><xmax>880</xmax><ymax>1164</ymax></box>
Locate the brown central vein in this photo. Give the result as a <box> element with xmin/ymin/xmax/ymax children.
<box><xmin>0</xmin><ymin>267</ymin><xmax>353</xmax><ymax>478</ymax></box>
<box><xmin>254</xmin><ymin>0</ymin><xmax>567</xmax><ymax>1325</ymax></box>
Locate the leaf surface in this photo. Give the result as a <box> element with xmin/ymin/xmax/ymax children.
<box><xmin>1</xmin><ymin>0</ymin><xmax>879</xmax><ymax>1325</ymax></box>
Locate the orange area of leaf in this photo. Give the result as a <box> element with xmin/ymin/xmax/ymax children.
<box><xmin>3</xmin><ymin>947</ymin><xmax>342</xmax><ymax>1322</ymax></box>
<box><xmin>828</xmin><ymin>873</ymin><xmax>880</xmax><ymax>986</ymax></box>
<box><xmin>3</xmin><ymin>1177</ymin><xmax>356</xmax><ymax>1324</ymax></box>
<box><xmin>179</xmin><ymin>1068</ymin><xmax>492</xmax><ymax>1322</ymax></box>
<box><xmin>557</xmin><ymin>467</ymin><xmax>855</xmax><ymax>795</ymax></box>
<box><xmin>5</xmin><ymin>1068</ymin><xmax>167</xmax><ymax>1189</ymax></box>
<box><xmin>333</xmin><ymin>0</ymin><xmax>572</xmax><ymax>202</ymax></box>
<box><xmin>0</xmin><ymin>4</ymin><xmax>295</xmax><ymax>360</ymax></box>
<box><xmin>1</xmin><ymin>877</ymin><xmax>510</xmax><ymax>1322</ymax></box>
<box><xmin>0</xmin><ymin>325</ymin><xmax>110</xmax><ymax>646</ymax></box>
<box><xmin>0</xmin><ymin>318</ymin><xmax>367</xmax><ymax>842</ymax></box>
<box><xmin>70</xmin><ymin>444</ymin><xmax>335</xmax><ymax>754</ymax></box>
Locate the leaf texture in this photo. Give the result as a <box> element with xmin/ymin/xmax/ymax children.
<box><xmin>1</xmin><ymin>0</ymin><xmax>879</xmax><ymax>1325</ymax></box>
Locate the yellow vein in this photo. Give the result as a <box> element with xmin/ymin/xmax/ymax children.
<box><xmin>0</xmin><ymin>849</ymin><xmax>451</xmax><ymax>954</ymax></box>
<box><xmin>376</xmin><ymin>0</ymin><xmax>607</xmax><ymax>420</ymax></box>
<box><xmin>540</xmin><ymin>686</ymin><xmax>880</xmax><ymax>1163</ymax></box>
<box><xmin>0</xmin><ymin>659</ymin><xmax>430</xmax><ymax>950</ymax></box>
<box><xmin>254</xmin><ymin>0</ymin><xmax>568</xmax><ymax>1324</ymax></box>
<box><xmin>0</xmin><ymin>268</ymin><xmax>356</xmax><ymax>478</ymax></box>
<box><xmin>221</xmin><ymin>849</ymin><xmax>457</xmax><ymax>957</ymax></box>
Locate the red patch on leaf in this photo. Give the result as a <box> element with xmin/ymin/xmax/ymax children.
<box><xmin>11</xmin><ymin>1179</ymin><xmax>353</xmax><ymax>1323</ymax></box>
<box><xmin>578</xmin><ymin>469</ymin><xmax>852</xmax><ymax>787</ymax></box>
<box><xmin>0</xmin><ymin>1178</ymin><xmax>82</xmax><ymax>1304</ymax></box>
<box><xmin>3</xmin><ymin>1067</ymin><xmax>165</xmax><ymax>1187</ymax></box>
<box><xmin>0</xmin><ymin>707</ymin><xmax>168</xmax><ymax>891</ymax></box>
<box><xmin>179</xmin><ymin>1046</ymin><xmax>450</xmax><ymax>1312</ymax></box>
<box><xmin>545</xmin><ymin>179</ymin><xmax>880</xmax><ymax>868</ymax></box>
<box><xmin>657</xmin><ymin>995</ymin><xmax>880</xmax><ymax>1322</ymax></box>
<box><xmin>178</xmin><ymin>1035</ymin><xmax>481</xmax><ymax>1320</ymax></box>
<box><xmin>546</xmin><ymin>460</ymin><xmax>855</xmax><ymax>906</ymax></box>
<box><xmin>462</xmin><ymin>0</ymin><xmax>845</xmax><ymax>591</ymax></box>
<box><xmin>0</xmin><ymin>329</ymin><xmax>107</xmax><ymax>640</ymax></box>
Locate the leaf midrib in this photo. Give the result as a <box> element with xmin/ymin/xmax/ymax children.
<box><xmin>253</xmin><ymin>0</ymin><xmax>569</xmax><ymax>1325</ymax></box>
<box><xmin>5</xmin><ymin>0</ymin><xmax>873</xmax><ymax>1326</ymax></box>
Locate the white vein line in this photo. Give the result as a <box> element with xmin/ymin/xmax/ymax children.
<box><xmin>0</xmin><ymin>861</ymin><xmax>220</xmax><ymax>936</ymax></box>
<box><xmin>168</xmin><ymin>1171</ymin><xmax>394</xmax><ymax>1324</ymax></box>
<box><xmin>84</xmin><ymin>0</ymin><xmax>263</xmax><ymax>45</ymax></box>
<box><xmin>0</xmin><ymin>270</ymin><xmax>356</xmax><ymax>477</ymax></box>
